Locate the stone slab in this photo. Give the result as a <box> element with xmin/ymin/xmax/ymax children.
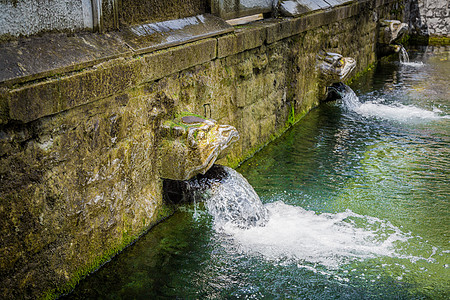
<box><xmin>211</xmin><ymin>0</ymin><xmax>273</xmax><ymax>20</ymax></box>
<box><xmin>279</xmin><ymin>0</ymin><xmax>332</xmax><ymax>18</ymax></box>
<box><xmin>323</xmin><ymin>0</ymin><xmax>351</xmax><ymax>7</ymax></box>
<box><xmin>140</xmin><ymin>38</ymin><xmax>218</xmax><ymax>83</ymax></box>
<box><xmin>0</xmin><ymin>32</ymin><xmax>131</xmax><ymax>86</ymax></box>
<box><xmin>266</xmin><ymin>19</ymin><xmax>295</xmax><ymax>44</ymax></box>
<box><xmin>119</xmin><ymin>14</ymin><xmax>233</xmax><ymax>55</ymax></box>
<box><xmin>0</xmin><ymin>14</ymin><xmax>231</xmax><ymax>87</ymax></box>
<box><xmin>217</xmin><ymin>24</ymin><xmax>267</xmax><ymax>57</ymax></box>
<box><xmin>269</xmin><ymin>1</ymin><xmax>359</xmax><ymax>42</ymax></box>
<box><xmin>5</xmin><ymin>38</ymin><xmax>217</xmax><ymax>123</ymax></box>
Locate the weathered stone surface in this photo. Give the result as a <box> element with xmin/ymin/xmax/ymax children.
<box><xmin>266</xmin><ymin>18</ymin><xmax>295</xmax><ymax>44</ymax></box>
<box><xmin>120</xmin><ymin>0</ymin><xmax>209</xmax><ymax>25</ymax></box>
<box><xmin>0</xmin><ymin>89</ymin><xmax>175</xmax><ymax>299</ymax></box>
<box><xmin>406</xmin><ymin>0</ymin><xmax>450</xmax><ymax>38</ymax></box>
<box><xmin>0</xmin><ymin>32</ymin><xmax>131</xmax><ymax>86</ymax></box>
<box><xmin>120</xmin><ymin>14</ymin><xmax>233</xmax><ymax>55</ymax></box>
<box><xmin>316</xmin><ymin>51</ymin><xmax>356</xmax><ymax>83</ymax></box>
<box><xmin>0</xmin><ymin>15</ymin><xmax>228</xmax><ymax>89</ymax></box>
<box><xmin>378</xmin><ymin>19</ymin><xmax>408</xmax><ymax>44</ymax></box>
<box><xmin>211</xmin><ymin>0</ymin><xmax>273</xmax><ymax>20</ymax></box>
<box><xmin>2</xmin><ymin>38</ymin><xmax>217</xmax><ymax>124</ymax></box>
<box><xmin>217</xmin><ymin>24</ymin><xmax>267</xmax><ymax>58</ymax></box>
<box><xmin>0</xmin><ymin>0</ymin><xmax>93</xmax><ymax>38</ymax></box>
<box><xmin>159</xmin><ymin>113</ymin><xmax>239</xmax><ymax>180</ymax></box>
<box><xmin>279</xmin><ymin>0</ymin><xmax>330</xmax><ymax>17</ymax></box>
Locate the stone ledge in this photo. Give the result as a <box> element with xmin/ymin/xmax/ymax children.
<box><xmin>0</xmin><ymin>14</ymin><xmax>231</xmax><ymax>88</ymax></box>
<box><xmin>217</xmin><ymin>24</ymin><xmax>267</xmax><ymax>58</ymax></box>
<box><xmin>0</xmin><ymin>32</ymin><xmax>132</xmax><ymax>88</ymax></box>
<box><xmin>0</xmin><ymin>0</ymin><xmax>399</xmax><ymax>125</ymax></box>
<box><xmin>4</xmin><ymin>38</ymin><xmax>217</xmax><ymax>124</ymax></box>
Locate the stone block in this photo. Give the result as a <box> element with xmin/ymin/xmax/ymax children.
<box><xmin>210</xmin><ymin>0</ymin><xmax>273</xmax><ymax>20</ymax></box>
<box><xmin>7</xmin><ymin>58</ymin><xmax>142</xmax><ymax>123</ymax></box>
<box><xmin>120</xmin><ymin>14</ymin><xmax>233</xmax><ymax>55</ymax></box>
<box><xmin>5</xmin><ymin>39</ymin><xmax>216</xmax><ymax>124</ymax></box>
<box><xmin>279</xmin><ymin>0</ymin><xmax>330</xmax><ymax>18</ymax></box>
<box><xmin>141</xmin><ymin>38</ymin><xmax>217</xmax><ymax>83</ymax></box>
<box><xmin>266</xmin><ymin>19</ymin><xmax>294</xmax><ymax>44</ymax></box>
<box><xmin>217</xmin><ymin>25</ymin><xmax>267</xmax><ymax>58</ymax></box>
<box><xmin>119</xmin><ymin>0</ymin><xmax>208</xmax><ymax>25</ymax></box>
<box><xmin>0</xmin><ymin>32</ymin><xmax>131</xmax><ymax>86</ymax></box>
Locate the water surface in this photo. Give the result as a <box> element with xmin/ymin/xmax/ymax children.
<box><xmin>65</xmin><ymin>46</ymin><xmax>449</xmax><ymax>299</ymax></box>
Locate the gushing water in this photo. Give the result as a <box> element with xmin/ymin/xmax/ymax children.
<box><xmin>223</xmin><ymin>201</ymin><xmax>412</xmax><ymax>269</ymax></box>
<box><xmin>183</xmin><ymin>165</ymin><xmax>268</xmax><ymax>229</ymax></box>
<box><xmin>398</xmin><ymin>45</ymin><xmax>424</xmax><ymax>67</ymax></box>
<box><xmin>399</xmin><ymin>45</ymin><xmax>409</xmax><ymax>63</ymax></box>
<box><xmin>189</xmin><ymin>166</ymin><xmax>419</xmax><ymax>270</ymax></box>
<box><xmin>336</xmin><ymin>84</ymin><xmax>447</xmax><ymax>121</ymax></box>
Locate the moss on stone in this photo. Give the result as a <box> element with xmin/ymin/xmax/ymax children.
<box><xmin>345</xmin><ymin>62</ymin><xmax>375</xmax><ymax>85</ymax></box>
<box><xmin>40</xmin><ymin>203</ymin><xmax>175</xmax><ymax>300</ymax></box>
<box><xmin>428</xmin><ymin>36</ymin><xmax>450</xmax><ymax>46</ymax></box>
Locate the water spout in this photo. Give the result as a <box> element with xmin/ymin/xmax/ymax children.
<box><xmin>316</xmin><ymin>51</ymin><xmax>356</xmax><ymax>101</ymax></box>
<box><xmin>159</xmin><ymin>113</ymin><xmax>239</xmax><ymax>181</ymax></box>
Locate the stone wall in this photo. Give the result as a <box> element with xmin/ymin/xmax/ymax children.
<box><xmin>0</xmin><ymin>1</ymin><xmax>405</xmax><ymax>299</ymax></box>
<box><xmin>406</xmin><ymin>0</ymin><xmax>450</xmax><ymax>37</ymax></box>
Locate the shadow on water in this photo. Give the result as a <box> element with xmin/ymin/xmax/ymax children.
<box><xmin>64</xmin><ymin>46</ymin><xmax>449</xmax><ymax>299</ymax></box>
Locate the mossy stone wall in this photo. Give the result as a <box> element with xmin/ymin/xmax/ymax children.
<box><xmin>0</xmin><ymin>1</ymin><xmax>405</xmax><ymax>298</ymax></box>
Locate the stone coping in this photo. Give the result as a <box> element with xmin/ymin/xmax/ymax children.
<box><xmin>0</xmin><ymin>14</ymin><xmax>233</xmax><ymax>87</ymax></box>
<box><xmin>0</xmin><ymin>0</ymin><xmax>396</xmax><ymax>124</ymax></box>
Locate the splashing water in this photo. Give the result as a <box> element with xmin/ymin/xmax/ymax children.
<box><xmin>340</xmin><ymin>84</ymin><xmax>361</xmax><ymax>111</ymax></box>
<box><xmin>191</xmin><ymin>166</ymin><xmax>418</xmax><ymax>270</ymax></box>
<box><xmin>338</xmin><ymin>84</ymin><xmax>447</xmax><ymax>121</ymax></box>
<box><xmin>224</xmin><ymin>201</ymin><xmax>412</xmax><ymax>269</ymax></box>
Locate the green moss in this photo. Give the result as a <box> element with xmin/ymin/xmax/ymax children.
<box><xmin>428</xmin><ymin>36</ymin><xmax>450</xmax><ymax>46</ymax></box>
<box><xmin>40</xmin><ymin>204</ymin><xmax>175</xmax><ymax>300</ymax></box>
<box><xmin>163</xmin><ymin>111</ymin><xmax>206</xmax><ymax>130</ymax></box>
<box><xmin>346</xmin><ymin>62</ymin><xmax>375</xmax><ymax>85</ymax></box>
<box><xmin>397</xmin><ymin>34</ymin><xmax>410</xmax><ymax>46</ymax></box>
<box><xmin>225</xmin><ymin>106</ymin><xmax>312</xmax><ymax>170</ymax></box>
<box><xmin>287</xmin><ymin>103</ymin><xmax>296</xmax><ymax>126</ymax></box>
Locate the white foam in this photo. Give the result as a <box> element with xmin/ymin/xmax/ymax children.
<box><xmin>401</xmin><ymin>61</ymin><xmax>425</xmax><ymax>67</ymax></box>
<box><xmin>222</xmin><ymin>201</ymin><xmax>409</xmax><ymax>269</ymax></box>
<box><xmin>340</xmin><ymin>86</ymin><xmax>448</xmax><ymax>121</ymax></box>
<box><xmin>355</xmin><ymin>102</ymin><xmax>447</xmax><ymax>121</ymax></box>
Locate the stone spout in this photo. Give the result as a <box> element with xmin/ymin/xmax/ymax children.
<box><xmin>378</xmin><ymin>20</ymin><xmax>408</xmax><ymax>45</ymax></box>
<box><xmin>159</xmin><ymin>113</ymin><xmax>239</xmax><ymax>181</ymax></box>
<box><xmin>316</xmin><ymin>51</ymin><xmax>356</xmax><ymax>85</ymax></box>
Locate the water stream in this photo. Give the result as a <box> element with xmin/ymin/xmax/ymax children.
<box><xmin>399</xmin><ymin>45</ymin><xmax>410</xmax><ymax>63</ymax></box>
<box><xmin>64</xmin><ymin>46</ymin><xmax>449</xmax><ymax>299</ymax></box>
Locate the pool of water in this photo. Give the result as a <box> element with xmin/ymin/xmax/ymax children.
<box><xmin>64</xmin><ymin>46</ymin><xmax>449</xmax><ymax>299</ymax></box>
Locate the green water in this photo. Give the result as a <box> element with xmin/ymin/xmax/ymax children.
<box><xmin>65</xmin><ymin>47</ymin><xmax>449</xmax><ymax>299</ymax></box>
